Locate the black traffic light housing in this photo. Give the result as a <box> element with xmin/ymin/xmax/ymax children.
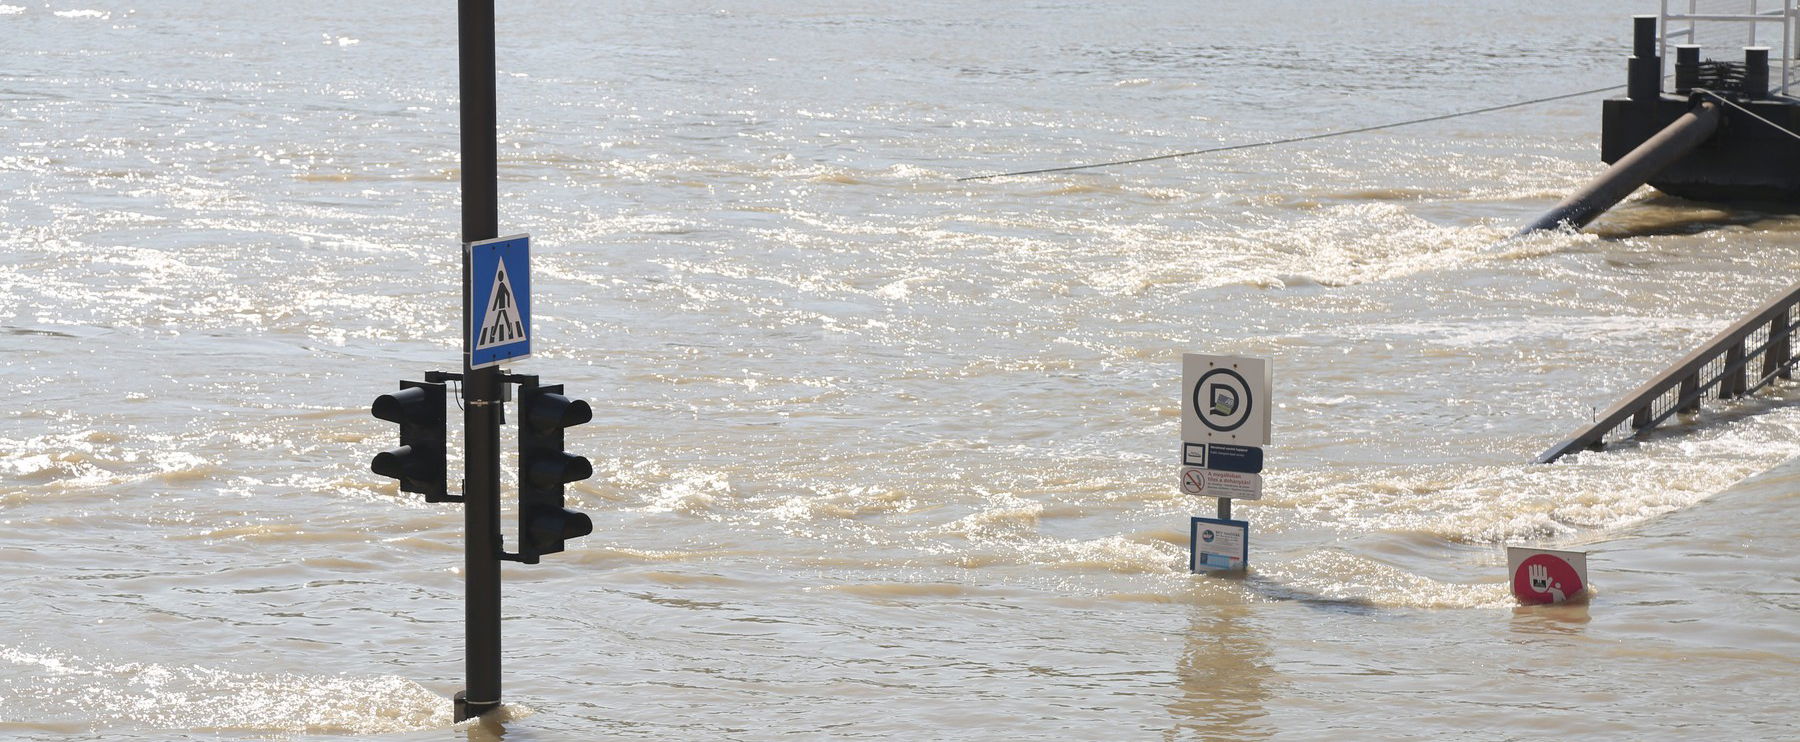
<box><xmin>371</xmin><ymin>380</ymin><xmax>450</xmax><ymax>501</ymax></box>
<box><xmin>514</xmin><ymin>376</ymin><xmax>594</xmax><ymax>563</ymax></box>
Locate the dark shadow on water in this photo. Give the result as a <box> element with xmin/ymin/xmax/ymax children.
<box><xmin>1209</xmin><ymin>568</ymin><xmax>1386</xmax><ymax>615</ymax></box>
<box><xmin>1592</xmin><ymin>193</ymin><xmax>1800</xmax><ymax>239</ymax></box>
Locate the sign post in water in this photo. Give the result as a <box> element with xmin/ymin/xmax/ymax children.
<box><xmin>1182</xmin><ymin>353</ymin><xmax>1271</xmax><ymax>572</ymax></box>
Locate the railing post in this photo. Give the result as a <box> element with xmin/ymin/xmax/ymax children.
<box><xmin>1722</xmin><ymin>343</ymin><xmax>1748</xmax><ymax>398</ymax></box>
<box><xmin>1766</xmin><ymin>311</ymin><xmax>1793</xmax><ymax>380</ymax></box>
<box><xmin>1679</xmin><ymin>373</ymin><xmax>1701</xmax><ymax>412</ymax></box>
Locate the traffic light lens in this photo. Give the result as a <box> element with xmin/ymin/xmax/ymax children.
<box><xmin>371</xmin><ymin>446</ymin><xmax>412</xmax><ymax>479</ymax></box>
<box><xmin>529</xmin><ymin>453</ymin><xmax>593</xmax><ymax>487</ymax></box>
<box><xmin>372</xmin><ymin>386</ymin><xmax>430</xmax><ymax>423</ymax></box>
<box><xmin>528</xmin><ymin>393</ymin><xmax>592</xmax><ymax>429</ymax></box>
<box><xmin>563</xmin><ymin>510</ymin><xmax>593</xmax><ymax>540</ymax></box>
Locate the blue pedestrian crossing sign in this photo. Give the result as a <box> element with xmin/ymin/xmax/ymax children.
<box><xmin>467</xmin><ymin>234</ymin><xmax>530</xmax><ymax>370</ymax></box>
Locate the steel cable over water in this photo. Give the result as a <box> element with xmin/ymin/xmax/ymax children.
<box><xmin>957</xmin><ymin>84</ymin><xmax>1628</xmax><ymax>181</ymax></box>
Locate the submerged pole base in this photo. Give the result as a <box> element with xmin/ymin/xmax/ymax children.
<box><xmin>454</xmin><ymin>691</ymin><xmax>501</xmax><ymax>722</ymax></box>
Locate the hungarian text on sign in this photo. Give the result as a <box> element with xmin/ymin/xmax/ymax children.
<box><xmin>1177</xmin><ymin>467</ymin><xmax>1262</xmax><ymax>501</ymax></box>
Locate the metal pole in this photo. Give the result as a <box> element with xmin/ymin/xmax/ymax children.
<box><xmin>456</xmin><ymin>0</ymin><xmax>503</xmax><ymax>723</ymax></box>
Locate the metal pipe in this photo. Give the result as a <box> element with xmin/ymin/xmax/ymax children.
<box><xmin>457</xmin><ymin>0</ymin><xmax>504</xmax><ymax>723</ymax></box>
<box><xmin>1515</xmin><ymin>101</ymin><xmax>1720</xmax><ymax>236</ymax></box>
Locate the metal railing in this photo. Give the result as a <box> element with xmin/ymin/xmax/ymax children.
<box><xmin>1663</xmin><ymin>0</ymin><xmax>1799</xmax><ymax>95</ymax></box>
<box><xmin>1537</xmin><ymin>282</ymin><xmax>1800</xmax><ymax>463</ymax></box>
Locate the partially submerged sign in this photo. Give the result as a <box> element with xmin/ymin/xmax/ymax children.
<box><xmin>1190</xmin><ymin>516</ymin><xmax>1249</xmax><ymax>572</ymax></box>
<box><xmin>468</xmin><ymin>234</ymin><xmax>531</xmax><ymax>370</ymax></box>
<box><xmin>1506</xmin><ymin>546</ymin><xmax>1589</xmax><ymax>605</ymax></box>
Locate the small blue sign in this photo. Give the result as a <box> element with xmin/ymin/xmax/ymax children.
<box><xmin>1180</xmin><ymin>442</ymin><xmax>1263</xmax><ymax>473</ymax></box>
<box><xmin>1190</xmin><ymin>516</ymin><xmax>1249</xmax><ymax>572</ymax></box>
<box><xmin>1206</xmin><ymin>444</ymin><xmax>1263</xmax><ymax>474</ymax></box>
<box><xmin>468</xmin><ymin>234</ymin><xmax>530</xmax><ymax>370</ymax></box>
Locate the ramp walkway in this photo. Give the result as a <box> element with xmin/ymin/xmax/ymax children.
<box><xmin>1537</xmin><ymin>282</ymin><xmax>1800</xmax><ymax>463</ymax></box>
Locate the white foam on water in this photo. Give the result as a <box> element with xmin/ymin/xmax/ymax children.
<box><xmin>1248</xmin><ymin>551</ymin><xmax>1513</xmax><ymax>610</ymax></box>
<box><xmin>1279</xmin><ymin>404</ymin><xmax>1800</xmax><ymax>544</ymax></box>
<box><xmin>0</xmin><ymin>644</ymin><xmax>449</xmax><ymax>735</ymax></box>
<box><xmin>0</xmin><ymin>431</ymin><xmax>220</xmax><ymax>496</ymax></box>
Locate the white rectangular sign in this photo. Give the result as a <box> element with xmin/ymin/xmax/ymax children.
<box><xmin>1182</xmin><ymin>354</ymin><xmax>1270</xmax><ymax>446</ymax></box>
<box><xmin>1178</xmin><ymin>467</ymin><xmax>1263</xmax><ymax>500</ymax></box>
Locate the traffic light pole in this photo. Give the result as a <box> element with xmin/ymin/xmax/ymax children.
<box><xmin>456</xmin><ymin>0</ymin><xmax>503</xmax><ymax>723</ymax></box>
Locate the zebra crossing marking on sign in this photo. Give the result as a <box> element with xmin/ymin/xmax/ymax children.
<box><xmin>468</xmin><ymin>234</ymin><xmax>531</xmax><ymax>369</ymax></box>
<box><xmin>476</xmin><ymin>259</ymin><xmax>525</xmax><ymax>349</ymax></box>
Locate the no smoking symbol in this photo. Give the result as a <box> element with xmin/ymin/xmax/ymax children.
<box><xmin>1180</xmin><ymin>468</ymin><xmax>1206</xmax><ymax>495</ymax></box>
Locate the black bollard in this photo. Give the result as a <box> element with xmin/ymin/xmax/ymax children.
<box><xmin>1675</xmin><ymin>44</ymin><xmax>1701</xmax><ymax>94</ymax></box>
<box><xmin>1628</xmin><ymin>16</ymin><xmax>1661</xmax><ymax>103</ymax></box>
<box><xmin>1743</xmin><ymin>47</ymin><xmax>1770</xmax><ymax>98</ymax></box>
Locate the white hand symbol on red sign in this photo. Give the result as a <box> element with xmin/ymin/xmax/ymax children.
<box><xmin>1527</xmin><ymin>563</ymin><xmax>1566</xmax><ymax>603</ymax></box>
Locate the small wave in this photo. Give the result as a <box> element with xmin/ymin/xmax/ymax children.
<box><xmin>1248</xmin><ymin>551</ymin><xmax>1513</xmax><ymax>609</ymax></box>
<box><xmin>940</xmin><ymin>496</ymin><xmax>1043</xmax><ymax>538</ymax></box>
<box><xmin>1280</xmin><ymin>407</ymin><xmax>1800</xmax><ymax>544</ymax></box>
<box><xmin>639</xmin><ymin>470</ymin><xmax>733</xmax><ymax>515</ymax></box>
<box><xmin>1039</xmin><ymin>535</ymin><xmax>1184</xmax><ymax>575</ymax></box>
<box><xmin>817</xmin><ymin>582</ymin><xmax>970</xmax><ymax>598</ymax></box>
<box><xmin>1241</xmin><ymin>203</ymin><xmax>1515</xmax><ymax>287</ymax></box>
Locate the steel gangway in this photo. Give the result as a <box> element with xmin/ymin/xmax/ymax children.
<box><xmin>1537</xmin><ymin>282</ymin><xmax>1800</xmax><ymax>463</ymax></box>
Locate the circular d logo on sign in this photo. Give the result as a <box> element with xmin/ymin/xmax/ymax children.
<box><xmin>1193</xmin><ymin>367</ymin><xmax>1254</xmax><ymax>433</ymax></box>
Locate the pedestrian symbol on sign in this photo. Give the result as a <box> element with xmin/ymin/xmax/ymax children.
<box><xmin>476</xmin><ymin>261</ymin><xmax>526</xmax><ymax>350</ymax></box>
<box><xmin>467</xmin><ymin>233</ymin><xmax>531</xmax><ymax>370</ymax></box>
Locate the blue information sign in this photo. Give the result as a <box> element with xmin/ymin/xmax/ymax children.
<box><xmin>1190</xmin><ymin>516</ymin><xmax>1249</xmax><ymax>572</ymax></box>
<box><xmin>1181</xmin><ymin>442</ymin><xmax>1263</xmax><ymax>473</ymax></box>
<box><xmin>1205</xmin><ymin>444</ymin><xmax>1263</xmax><ymax>474</ymax></box>
<box><xmin>467</xmin><ymin>234</ymin><xmax>530</xmax><ymax>369</ymax></box>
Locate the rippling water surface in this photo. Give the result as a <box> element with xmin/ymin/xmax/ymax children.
<box><xmin>3</xmin><ymin>1</ymin><xmax>1799</xmax><ymax>739</ymax></box>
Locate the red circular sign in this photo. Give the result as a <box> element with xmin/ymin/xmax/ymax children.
<box><xmin>1180</xmin><ymin>469</ymin><xmax>1206</xmax><ymax>495</ymax></box>
<box><xmin>1512</xmin><ymin>553</ymin><xmax>1584</xmax><ymax>605</ymax></box>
